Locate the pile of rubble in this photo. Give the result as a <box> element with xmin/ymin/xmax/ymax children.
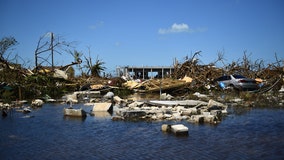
<box><xmin>112</xmin><ymin>95</ymin><xmax>228</xmax><ymax>124</ymax></box>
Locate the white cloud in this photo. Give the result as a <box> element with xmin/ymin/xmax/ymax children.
<box><xmin>158</xmin><ymin>23</ymin><xmax>206</xmax><ymax>34</ymax></box>
<box><xmin>158</xmin><ymin>23</ymin><xmax>190</xmax><ymax>34</ymax></box>
<box><xmin>171</xmin><ymin>23</ymin><xmax>190</xmax><ymax>32</ymax></box>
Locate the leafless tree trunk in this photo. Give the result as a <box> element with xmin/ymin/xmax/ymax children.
<box><xmin>34</xmin><ymin>32</ymin><xmax>73</xmax><ymax>72</ymax></box>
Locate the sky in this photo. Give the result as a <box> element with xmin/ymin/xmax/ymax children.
<box><xmin>1</xmin><ymin>0</ymin><xmax>284</xmax><ymax>75</ymax></box>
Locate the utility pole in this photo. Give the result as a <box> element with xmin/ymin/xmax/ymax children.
<box><xmin>34</xmin><ymin>32</ymin><xmax>55</xmax><ymax>72</ymax></box>
<box><xmin>51</xmin><ymin>32</ymin><xmax>54</xmax><ymax>70</ymax></box>
<box><xmin>35</xmin><ymin>50</ymin><xmax>38</xmax><ymax>71</ymax></box>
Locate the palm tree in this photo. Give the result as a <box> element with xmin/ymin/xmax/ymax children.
<box><xmin>91</xmin><ymin>57</ymin><xmax>105</xmax><ymax>77</ymax></box>
<box><xmin>84</xmin><ymin>47</ymin><xmax>106</xmax><ymax>77</ymax></box>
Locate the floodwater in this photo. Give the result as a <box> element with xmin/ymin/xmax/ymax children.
<box><xmin>1</xmin><ymin>103</ymin><xmax>284</xmax><ymax>160</ymax></box>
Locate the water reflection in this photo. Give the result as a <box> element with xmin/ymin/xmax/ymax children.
<box><xmin>228</xmin><ymin>104</ymin><xmax>253</xmax><ymax>116</ymax></box>
<box><xmin>63</xmin><ymin>115</ymin><xmax>86</xmax><ymax>122</ymax></box>
<box><xmin>90</xmin><ymin>111</ymin><xmax>112</xmax><ymax>118</ymax></box>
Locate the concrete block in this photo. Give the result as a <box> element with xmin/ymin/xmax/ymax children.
<box><xmin>207</xmin><ymin>99</ymin><xmax>226</xmax><ymax>108</ymax></box>
<box><xmin>203</xmin><ymin>115</ymin><xmax>215</xmax><ymax>123</ymax></box>
<box><xmin>128</xmin><ymin>101</ymin><xmax>144</xmax><ymax>108</ymax></box>
<box><xmin>93</xmin><ymin>103</ymin><xmax>113</xmax><ymax>112</ymax></box>
<box><xmin>190</xmin><ymin>115</ymin><xmax>205</xmax><ymax>123</ymax></box>
<box><xmin>64</xmin><ymin>108</ymin><xmax>87</xmax><ymax>117</ymax></box>
<box><xmin>161</xmin><ymin>124</ymin><xmax>171</xmax><ymax>132</ymax></box>
<box><xmin>171</xmin><ymin>124</ymin><xmax>189</xmax><ymax>136</ymax></box>
<box><xmin>113</xmin><ymin>96</ymin><xmax>123</xmax><ymax>104</ymax></box>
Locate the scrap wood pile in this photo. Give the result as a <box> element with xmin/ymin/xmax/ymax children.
<box><xmin>254</xmin><ymin>65</ymin><xmax>284</xmax><ymax>92</ymax></box>
<box><xmin>170</xmin><ymin>52</ymin><xmax>224</xmax><ymax>90</ymax></box>
<box><xmin>75</xmin><ymin>77</ymin><xmax>125</xmax><ymax>91</ymax></box>
<box><xmin>123</xmin><ymin>76</ymin><xmax>193</xmax><ymax>92</ymax></box>
<box><xmin>123</xmin><ymin>52</ymin><xmax>283</xmax><ymax>93</ymax></box>
<box><xmin>171</xmin><ymin>53</ymin><xmax>284</xmax><ymax>92</ymax></box>
<box><xmin>172</xmin><ymin>59</ymin><xmax>222</xmax><ymax>88</ymax></box>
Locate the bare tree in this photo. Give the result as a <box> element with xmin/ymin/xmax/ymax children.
<box><xmin>211</xmin><ymin>49</ymin><xmax>227</xmax><ymax>67</ymax></box>
<box><xmin>34</xmin><ymin>32</ymin><xmax>73</xmax><ymax>72</ymax></box>
<box><xmin>0</xmin><ymin>36</ymin><xmax>18</xmax><ymax>69</ymax></box>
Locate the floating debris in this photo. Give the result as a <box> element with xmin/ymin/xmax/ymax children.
<box><xmin>31</xmin><ymin>99</ymin><xmax>44</xmax><ymax>108</ymax></box>
<box><xmin>63</xmin><ymin>108</ymin><xmax>87</xmax><ymax>117</ymax></box>
<box><xmin>161</xmin><ymin>124</ymin><xmax>189</xmax><ymax>136</ymax></box>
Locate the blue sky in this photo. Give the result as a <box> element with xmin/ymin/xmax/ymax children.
<box><xmin>1</xmin><ymin>0</ymin><xmax>283</xmax><ymax>75</ymax></box>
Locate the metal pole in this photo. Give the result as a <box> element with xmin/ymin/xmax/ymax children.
<box><xmin>159</xmin><ymin>80</ymin><xmax>162</xmax><ymax>99</ymax></box>
<box><xmin>162</xmin><ymin>68</ymin><xmax>164</xmax><ymax>79</ymax></box>
<box><xmin>143</xmin><ymin>67</ymin><xmax>145</xmax><ymax>79</ymax></box>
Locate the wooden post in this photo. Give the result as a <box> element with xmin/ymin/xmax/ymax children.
<box><xmin>35</xmin><ymin>52</ymin><xmax>38</xmax><ymax>71</ymax></box>
<box><xmin>51</xmin><ymin>32</ymin><xmax>54</xmax><ymax>70</ymax></box>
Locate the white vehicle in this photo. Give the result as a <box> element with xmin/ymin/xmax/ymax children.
<box><xmin>215</xmin><ymin>75</ymin><xmax>259</xmax><ymax>91</ymax></box>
